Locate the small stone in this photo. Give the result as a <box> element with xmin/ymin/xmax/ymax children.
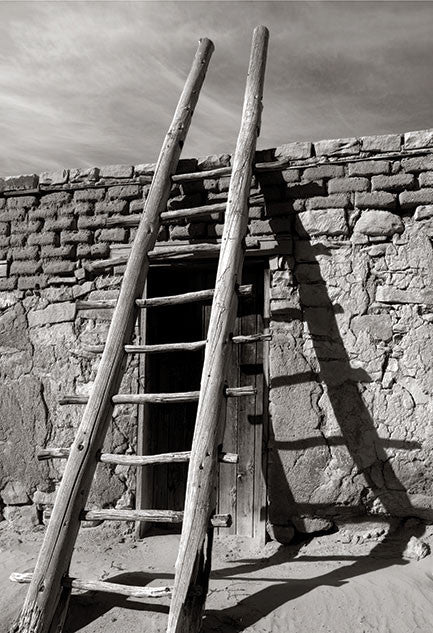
<box><xmin>197</xmin><ymin>154</ymin><xmax>231</xmax><ymax>170</ymax></box>
<box><xmin>402</xmin><ymin>536</ymin><xmax>430</xmax><ymax>560</ymax></box>
<box><xmin>291</xmin><ymin>516</ymin><xmax>334</xmax><ymax>534</ymax></box>
<box><xmin>354</xmin><ymin>210</ymin><xmax>403</xmax><ymax>237</ymax></box>
<box><xmin>1</xmin><ymin>480</ymin><xmax>29</xmax><ymax>505</ymax></box>
<box><xmin>351</xmin><ymin>314</ymin><xmax>393</xmax><ymax>341</ymax></box>
<box><xmin>399</xmin><ymin>189</ymin><xmax>433</xmax><ymax>209</ymax></box>
<box><xmin>3</xmin><ymin>505</ymin><xmax>39</xmax><ymax>529</ymax></box>
<box><xmin>414</xmin><ymin>205</ymin><xmax>433</xmax><ymax>221</ymax></box>
<box><xmin>266</xmin><ymin>521</ymin><xmax>295</xmax><ymax>544</ymax></box>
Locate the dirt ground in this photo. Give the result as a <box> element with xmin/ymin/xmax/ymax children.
<box><xmin>2</xmin><ymin>519</ymin><xmax>433</xmax><ymax>633</ymax></box>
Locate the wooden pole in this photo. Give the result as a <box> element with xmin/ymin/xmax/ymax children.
<box><xmin>11</xmin><ymin>37</ymin><xmax>214</xmax><ymax>633</ymax></box>
<box><xmin>167</xmin><ymin>25</ymin><xmax>269</xmax><ymax>633</ymax></box>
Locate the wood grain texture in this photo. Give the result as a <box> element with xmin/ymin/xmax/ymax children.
<box><xmin>11</xmin><ymin>37</ymin><xmax>214</xmax><ymax>633</ymax></box>
<box><xmin>167</xmin><ymin>25</ymin><xmax>269</xmax><ymax>633</ymax></box>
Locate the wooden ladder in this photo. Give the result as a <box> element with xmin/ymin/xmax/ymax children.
<box><xmin>10</xmin><ymin>25</ymin><xmax>269</xmax><ymax>633</ymax></box>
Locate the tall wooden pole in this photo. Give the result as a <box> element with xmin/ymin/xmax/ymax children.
<box><xmin>167</xmin><ymin>25</ymin><xmax>269</xmax><ymax>633</ymax></box>
<box><xmin>11</xmin><ymin>37</ymin><xmax>214</xmax><ymax>633</ymax></box>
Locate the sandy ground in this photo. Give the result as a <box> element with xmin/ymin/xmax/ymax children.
<box><xmin>2</xmin><ymin>519</ymin><xmax>433</xmax><ymax>633</ymax></box>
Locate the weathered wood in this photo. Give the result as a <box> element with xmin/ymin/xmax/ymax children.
<box><xmin>171</xmin><ymin>165</ymin><xmax>232</xmax><ymax>182</ymax></box>
<box><xmin>76</xmin><ymin>300</ymin><xmax>116</xmax><ymax>310</ymax></box>
<box><xmin>60</xmin><ymin>386</ymin><xmax>254</xmax><ymax>405</ymax></box>
<box><xmin>160</xmin><ymin>193</ymin><xmax>263</xmax><ymax>222</ymax></box>
<box><xmin>125</xmin><ymin>341</ymin><xmax>206</xmax><ymax>354</ymax></box>
<box><xmin>167</xmin><ymin>25</ymin><xmax>269</xmax><ymax>633</ymax></box>
<box><xmin>232</xmin><ymin>332</ymin><xmax>272</xmax><ymax>344</ymax></box>
<box><xmin>136</xmin><ymin>283</ymin><xmax>253</xmax><ymax>308</ymax></box>
<box><xmin>12</xmin><ymin>37</ymin><xmax>214</xmax><ymax>633</ymax></box>
<box><xmin>38</xmin><ymin>449</ymin><xmax>239</xmax><ymax>465</ymax></box>
<box><xmin>82</xmin><ymin>508</ymin><xmax>184</xmax><ymax>523</ymax></box>
<box><xmin>10</xmin><ymin>573</ymin><xmax>172</xmax><ymax>599</ymax></box>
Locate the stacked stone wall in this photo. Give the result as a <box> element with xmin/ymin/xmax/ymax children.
<box><xmin>1</xmin><ymin>128</ymin><xmax>433</xmax><ymax>536</ymax></box>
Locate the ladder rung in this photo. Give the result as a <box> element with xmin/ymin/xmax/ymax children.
<box><xmin>125</xmin><ymin>341</ymin><xmax>206</xmax><ymax>354</ymax></box>
<box><xmin>82</xmin><ymin>509</ymin><xmax>184</xmax><ymax>523</ymax></box>
<box><xmin>77</xmin><ymin>509</ymin><xmax>231</xmax><ymax>527</ymax></box>
<box><xmin>59</xmin><ymin>387</ymin><xmax>255</xmax><ymax>405</ymax></box>
<box><xmin>161</xmin><ymin>193</ymin><xmax>264</xmax><ymax>222</ymax></box>
<box><xmin>38</xmin><ymin>449</ymin><xmax>239</xmax><ymax>465</ymax></box>
<box><xmin>136</xmin><ymin>283</ymin><xmax>253</xmax><ymax>308</ymax></box>
<box><xmin>10</xmin><ymin>572</ymin><xmax>172</xmax><ymax>599</ymax></box>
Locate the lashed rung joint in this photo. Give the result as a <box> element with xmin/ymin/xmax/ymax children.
<box><xmin>10</xmin><ymin>572</ymin><xmax>172</xmax><ymax>599</ymax></box>
<box><xmin>59</xmin><ymin>386</ymin><xmax>256</xmax><ymax>405</ymax></box>
<box><xmin>38</xmin><ymin>448</ymin><xmax>239</xmax><ymax>465</ymax></box>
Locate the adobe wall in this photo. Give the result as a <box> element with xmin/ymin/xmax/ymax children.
<box><xmin>1</xmin><ymin>128</ymin><xmax>433</xmax><ymax>538</ymax></box>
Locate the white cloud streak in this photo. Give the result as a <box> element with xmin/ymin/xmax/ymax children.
<box><xmin>0</xmin><ymin>1</ymin><xmax>432</xmax><ymax>175</ymax></box>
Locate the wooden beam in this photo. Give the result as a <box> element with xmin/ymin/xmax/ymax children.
<box><xmin>12</xmin><ymin>37</ymin><xmax>214</xmax><ymax>633</ymax></box>
<box><xmin>125</xmin><ymin>341</ymin><xmax>206</xmax><ymax>354</ymax></box>
<box><xmin>167</xmin><ymin>25</ymin><xmax>269</xmax><ymax>633</ymax></box>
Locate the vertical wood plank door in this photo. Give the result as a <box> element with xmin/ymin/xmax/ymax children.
<box><xmin>141</xmin><ymin>263</ymin><xmax>267</xmax><ymax>543</ymax></box>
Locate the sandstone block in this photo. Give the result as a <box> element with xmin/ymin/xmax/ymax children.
<box><xmin>217</xmin><ymin>176</ymin><xmax>231</xmax><ymax>192</ymax></box>
<box><xmin>355</xmin><ymin>191</ymin><xmax>396</xmax><ymax>209</ymax></box>
<box><xmin>275</xmin><ymin>141</ymin><xmax>312</xmax><ymax>160</ymax></box>
<box><xmin>0</xmin><ymin>278</ymin><xmax>17</xmax><ymax>290</ymax></box>
<box><xmin>303</xmin><ymin>164</ymin><xmax>344</xmax><ymax>180</ymax></box>
<box><xmin>10</xmin><ymin>260</ymin><xmax>42</xmax><ymax>275</ymax></box>
<box><xmin>41</xmin><ymin>245</ymin><xmax>75</xmax><ymax>259</ymax></box>
<box><xmin>7</xmin><ymin>195</ymin><xmax>38</xmax><ymax>209</ymax></box>
<box><xmin>197</xmin><ymin>154</ymin><xmax>231</xmax><ymax>170</ymax></box>
<box><xmin>69</xmin><ymin>167</ymin><xmax>100</xmax><ymax>182</ymax></box>
<box><xmin>13</xmin><ymin>246</ymin><xmax>39</xmax><ymax>260</ymax></box>
<box><xmin>73</xmin><ymin>188</ymin><xmax>105</xmax><ymax>202</ymax></box>
<box><xmin>99</xmin><ymin>164</ymin><xmax>133</xmax><ymax>179</ymax></box>
<box><xmin>40</xmin><ymin>191</ymin><xmax>72</xmax><ymax>206</ymax></box>
<box><xmin>348</xmin><ymin>160</ymin><xmax>390</xmax><ymax>177</ymax></box>
<box><xmin>287</xmin><ymin>181</ymin><xmax>325</xmax><ymax>198</ymax></box>
<box><xmin>361</xmin><ymin>133</ymin><xmax>401</xmax><ymax>153</ymax></box>
<box><xmin>42</xmin><ymin>260</ymin><xmax>75</xmax><ymax>275</ymax></box>
<box><xmin>249</xmin><ymin>219</ymin><xmax>274</xmax><ymax>236</ymax></box>
<box><xmin>328</xmin><ymin>177</ymin><xmax>369</xmax><ymax>193</ymax></box>
<box><xmin>76</xmin><ymin>244</ymin><xmax>91</xmax><ymax>258</ymax></box>
<box><xmin>4</xmin><ymin>174</ymin><xmax>38</xmax><ymax>191</ymax></box>
<box><xmin>401</xmin><ymin>155</ymin><xmax>433</xmax><ymax>173</ymax></box>
<box><xmin>351</xmin><ymin>314</ymin><xmax>392</xmax><ymax>341</ymax></box>
<box><xmin>77</xmin><ymin>215</ymin><xmax>106</xmax><ymax>229</ymax></box>
<box><xmin>0</xmin><ymin>178</ymin><xmax>5</xmax><ymax>192</ymax></box>
<box><xmin>44</xmin><ymin>217</ymin><xmax>75</xmax><ymax>232</ymax></box>
<box><xmin>60</xmin><ymin>230</ymin><xmax>92</xmax><ymax>244</ymax></box>
<box><xmin>291</xmin><ymin>516</ymin><xmax>334</xmax><ymax>534</ymax></box>
<box><xmin>404</xmin><ymin>129</ymin><xmax>433</xmax><ymax>150</ymax></box>
<box><xmin>108</xmin><ymin>184</ymin><xmax>141</xmax><ymax>200</ymax></box>
<box><xmin>134</xmin><ymin>163</ymin><xmax>155</xmax><ymax>176</ymax></box>
<box><xmin>3</xmin><ymin>505</ymin><xmax>39</xmax><ymax>529</ymax></box>
<box><xmin>414</xmin><ymin>205</ymin><xmax>433</xmax><ymax>220</ymax></box>
<box><xmin>296</xmin><ymin>208</ymin><xmax>347</xmax><ymax>237</ymax></box>
<box><xmin>1</xmin><ymin>480</ymin><xmax>29</xmax><ymax>504</ymax></box>
<box><xmin>39</xmin><ymin>169</ymin><xmax>69</xmax><ymax>185</ymax></box>
<box><xmin>18</xmin><ymin>275</ymin><xmax>47</xmax><ymax>290</ymax></box>
<box><xmin>98</xmin><ymin>228</ymin><xmax>126</xmax><ymax>242</ymax></box>
<box><xmin>90</xmin><ymin>243</ymin><xmax>110</xmax><ymax>258</ymax></box>
<box><xmin>399</xmin><ymin>189</ymin><xmax>433</xmax><ymax>209</ymax></box>
<box><xmin>175</xmin><ymin>158</ymin><xmax>198</xmax><ymax>174</ymax></box>
<box><xmin>28</xmin><ymin>301</ymin><xmax>76</xmax><ymax>327</ymax></box>
<box><xmin>281</xmin><ymin>169</ymin><xmax>300</xmax><ymax>183</ymax></box>
<box><xmin>354</xmin><ymin>210</ymin><xmax>403</xmax><ymax>237</ymax></box>
<box><xmin>314</xmin><ymin>137</ymin><xmax>360</xmax><ymax>157</ymax></box>
<box><xmin>371</xmin><ymin>173</ymin><xmax>415</xmax><ymax>191</ymax></box>
<box><xmin>419</xmin><ymin>172</ymin><xmax>433</xmax><ymax>187</ymax></box>
<box><xmin>375</xmin><ymin>287</ymin><xmax>433</xmax><ymax>305</ymax></box>
<box><xmin>95</xmin><ymin>200</ymin><xmax>128</xmax><ymax>215</ymax></box>
<box><xmin>306</xmin><ymin>193</ymin><xmax>350</xmax><ymax>210</ymax></box>
<box><xmin>28</xmin><ymin>232</ymin><xmax>57</xmax><ymax>246</ymax></box>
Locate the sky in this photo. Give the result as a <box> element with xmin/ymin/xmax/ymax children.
<box><xmin>1</xmin><ymin>0</ymin><xmax>433</xmax><ymax>176</ymax></box>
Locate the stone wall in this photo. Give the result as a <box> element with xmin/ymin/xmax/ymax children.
<box><xmin>1</xmin><ymin>128</ymin><xmax>433</xmax><ymax>536</ymax></box>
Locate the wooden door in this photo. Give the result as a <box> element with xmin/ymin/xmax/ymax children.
<box><xmin>139</xmin><ymin>263</ymin><xmax>267</xmax><ymax>542</ymax></box>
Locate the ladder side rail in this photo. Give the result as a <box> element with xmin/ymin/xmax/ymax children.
<box><xmin>12</xmin><ymin>37</ymin><xmax>214</xmax><ymax>633</ymax></box>
<box><xmin>167</xmin><ymin>25</ymin><xmax>269</xmax><ymax>633</ymax></box>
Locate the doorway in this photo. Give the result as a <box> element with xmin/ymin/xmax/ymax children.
<box><xmin>137</xmin><ymin>262</ymin><xmax>268</xmax><ymax>542</ymax></box>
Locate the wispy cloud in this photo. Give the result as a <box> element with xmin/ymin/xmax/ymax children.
<box><xmin>0</xmin><ymin>1</ymin><xmax>432</xmax><ymax>176</ymax></box>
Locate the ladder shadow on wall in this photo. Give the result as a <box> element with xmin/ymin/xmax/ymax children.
<box><xmin>201</xmin><ymin>167</ymin><xmax>426</xmax><ymax>632</ymax></box>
